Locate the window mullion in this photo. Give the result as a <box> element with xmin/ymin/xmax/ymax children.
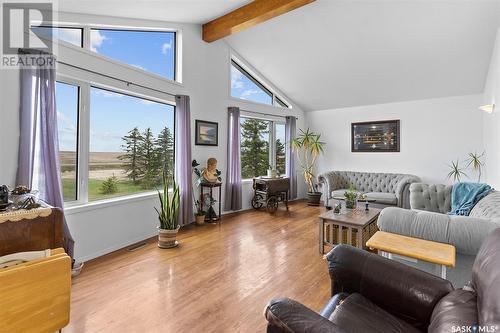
<box><xmin>78</xmin><ymin>83</ymin><xmax>91</xmax><ymax>204</ymax></box>
<box><xmin>83</xmin><ymin>26</ymin><xmax>91</xmax><ymax>50</ymax></box>
<box><xmin>269</xmin><ymin>121</ymin><xmax>276</xmax><ymax>169</ymax></box>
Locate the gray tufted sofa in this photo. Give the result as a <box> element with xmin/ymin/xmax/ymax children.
<box><xmin>378</xmin><ymin>183</ymin><xmax>500</xmax><ymax>287</ymax></box>
<box><xmin>317</xmin><ymin>171</ymin><xmax>420</xmax><ymax>208</ymax></box>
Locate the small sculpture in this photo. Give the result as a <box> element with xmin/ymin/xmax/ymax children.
<box><xmin>201</xmin><ymin>158</ymin><xmax>220</xmax><ymax>183</ymax></box>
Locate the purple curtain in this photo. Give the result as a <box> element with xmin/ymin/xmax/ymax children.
<box><xmin>285</xmin><ymin>116</ymin><xmax>297</xmax><ymax>199</ymax></box>
<box><xmin>174</xmin><ymin>95</ymin><xmax>193</xmax><ymax>226</ymax></box>
<box><xmin>225</xmin><ymin>107</ymin><xmax>242</xmax><ymax>211</ymax></box>
<box><xmin>17</xmin><ymin>52</ymin><xmax>75</xmax><ymax>259</ymax></box>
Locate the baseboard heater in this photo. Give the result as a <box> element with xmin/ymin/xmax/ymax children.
<box><xmin>126</xmin><ymin>241</ymin><xmax>147</xmax><ymax>252</ymax></box>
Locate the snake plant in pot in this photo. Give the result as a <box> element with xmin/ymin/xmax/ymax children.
<box><xmin>155</xmin><ymin>170</ymin><xmax>180</xmax><ymax>249</ymax></box>
<box><xmin>291</xmin><ymin>128</ymin><xmax>325</xmax><ymax>206</ymax></box>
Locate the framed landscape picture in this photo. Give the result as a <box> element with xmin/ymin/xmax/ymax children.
<box><xmin>195</xmin><ymin>120</ymin><xmax>218</xmax><ymax>146</ymax></box>
<box><xmin>351</xmin><ymin>120</ymin><xmax>400</xmax><ymax>152</ymax></box>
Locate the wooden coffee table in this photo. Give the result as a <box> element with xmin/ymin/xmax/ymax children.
<box><xmin>366</xmin><ymin>231</ymin><xmax>456</xmax><ymax>279</ymax></box>
<box><xmin>318</xmin><ymin>208</ymin><xmax>381</xmax><ymax>254</ymax></box>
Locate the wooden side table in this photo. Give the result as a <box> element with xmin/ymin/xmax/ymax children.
<box><xmin>199</xmin><ymin>182</ymin><xmax>222</xmax><ymax>223</ymax></box>
<box><xmin>366</xmin><ymin>231</ymin><xmax>456</xmax><ymax>279</ymax></box>
<box><xmin>318</xmin><ymin>208</ymin><xmax>381</xmax><ymax>254</ymax></box>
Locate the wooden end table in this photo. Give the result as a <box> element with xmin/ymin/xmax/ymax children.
<box><xmin>366</xmin><ymin>231</ymin><xmax>456</xmax><ymax>279</ymax></box>
<box><xmin>318</xmin><ymin>207</ymin><xmax>381</xmax><ymax>254</ymax></box>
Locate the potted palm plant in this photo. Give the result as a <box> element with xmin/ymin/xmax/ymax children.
<box><xmin>291</xmin><ymin>128</ymin><xmax>325</xmax><ymax>206</ymax></box>
<box><xmin>155</xmin><ymin>169</ymin><xmax>180</xmax><ymax>249</ymax></box>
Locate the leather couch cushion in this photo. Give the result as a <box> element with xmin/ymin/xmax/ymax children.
<box><xmin>364</xmin><ymin>192</ymin><xmax>398</xmax><ymax>205</ymax></box>
<box><xmin>329</xmin><ymin>293</ymin><xmax>420</xmax><ymax>333</ymax></box>
<box><xmin>471</xmin><ymin>228</ymin><xmax>500</xmax><ymax>326</ymax></box>
<box><xmin>429</xmin><ymin>289</ymin><xmax>478</xmax><ymax>333</ymax></box>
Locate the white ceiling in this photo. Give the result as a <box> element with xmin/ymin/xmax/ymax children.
<box><xmin>58</xmin><ymin>0</ymin><xmax>251</xmax><ymax>24</ymax></box>
<box><xmin>226</xmin><ymin>0</ymin><xmax>500</xmax><ymax>111</ymax></box>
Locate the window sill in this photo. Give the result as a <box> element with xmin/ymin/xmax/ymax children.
<box><xmin>64</xmin><ymin>191</ymin><xmax>157</xmax><ymax>215</ymax></box>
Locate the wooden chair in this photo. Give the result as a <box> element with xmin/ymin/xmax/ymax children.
<box><xmin>0</xmin><ymin>248</ymin><xmax>71</xmax><ymax>333</ymax></box>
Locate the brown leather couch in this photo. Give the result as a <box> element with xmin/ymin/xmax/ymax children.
<box><xmin>265</xmin><ymin>228</ymin><xmax>500</xmax><ymax>332</ymax></box>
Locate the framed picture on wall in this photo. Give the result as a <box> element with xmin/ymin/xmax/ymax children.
<box><xmin>195</xmin><ymin>120</ymin><xmax>218</xmax><ymax>146</ymax></box>
<box><xmin>351</xmin><ymin>120</ymin><xmax>400</xmax><ymax>152</ymax></box>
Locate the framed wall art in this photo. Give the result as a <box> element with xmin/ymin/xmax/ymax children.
<box><xmin>351</xmin><ymin>120</ymin><xmax>400</xmax><ymax>152</ymax></box>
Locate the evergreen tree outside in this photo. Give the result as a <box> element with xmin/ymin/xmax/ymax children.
<box><xmin>276</xmin><ymin>138</ymin><xmax>286</xmax><ymax>175</ymax></box>
<box><xmin>118</xmin><ymin>127</ymin><xmax>143</xmax><ymax>183</ymax></box>
<box><xmin>155</xmin><ymin>127</ymin><xmax>174</xmax><ymax>179</ymax></box>
<box><xmin>138</xmin><ymin>127</ymin><xmax>158</xmax><ymax>188</ymax></box>
<box><xmin>240</xmin><ymin>118</ymin><xmax>270</xmax><ymax>178</ymax></box>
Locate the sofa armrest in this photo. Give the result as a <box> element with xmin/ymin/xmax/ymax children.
<box><xmin>317</xmin><ymin>172</ymin><xmax>340</xmax><ymax>203</ymax></box>
<box><xmin>394</xmin><ymin>176</ymin><xmax>420</xmax><ymax>208</ymax></box>
<box><xmin>377</xmin><ymin>207</ymin><xmax>500</xmax><ymax>255</ymax></box>
<box><xmin>326</xmin><ymin>245</ymin><xmax>453</xmax><ymax>330</ymax></box>
<box><xmin>265</xmin><ymin>298</ymin><xmax>346</xmax><ymax>333</ymax></box>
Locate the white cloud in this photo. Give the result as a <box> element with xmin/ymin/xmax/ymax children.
<box><xmin>161</xmin><ymin>41</ymin><xmax>172</xmax><ymax>54</ymax></box>
<box><xmin>240</xmin><ymin>89</ymin><xmax>261</xmax><ymax>98</ymax></box>
<box><xmin>90</xmin><ymin>30</ymin><xmax>107</xmax><ymax>52</ymax></box>
<box><xmin>57</xmin><ymin>111</ymin><xmax>76</xmax><ymax>133</ymax></box>
<box><xmin>231</xmin><ymin>66</ymin><xmax>244</xmax><ymax>90</ymax></box>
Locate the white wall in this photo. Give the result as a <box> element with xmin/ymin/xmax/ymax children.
<box><xmin>0</xmin><ymin>12</ymin><xmax>307</xmax><ymax>262</ymax></box>
<box><xmin>308</xmin><ymin>95</ymin><xmax>484</xmax><ymax>185</ymax></box>
<box><xmin>483</xmin><ymin>27</ymin><xmax>500</xmax><ymax>189</ymax></box>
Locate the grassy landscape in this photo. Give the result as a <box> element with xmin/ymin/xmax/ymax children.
<box><xmin>62</xmin><ymin>178</ymin><xmax>156</xmax><ymax>201</ymax></box>
<box><xmin>60</xmin><ymin>151</ymin><xmax>158</xmax><ymax>202</ymax></box>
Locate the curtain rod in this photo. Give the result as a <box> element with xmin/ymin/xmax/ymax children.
<box><xmin>238</xmin><ymin>108</ymin><xmax>298</xmax><ymax>120</ymax></box>
<box><xmin>57</xmin><ymin>60</ymin><xmax>178</xmax><ymax>97</ymax></box>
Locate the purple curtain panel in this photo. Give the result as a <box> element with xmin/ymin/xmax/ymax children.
<box><xmin>224</xmin><ymin>107</ymin><xmax>242</xmax><ymax>211</ymax></box>
<box><xmin>285</xmin><ymin>116</ymin><xmax>297</xmax><ymax>199</ymax></box>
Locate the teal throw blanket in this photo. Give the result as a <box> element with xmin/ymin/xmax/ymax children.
<box><xmin>449</xmin><ymin>182</ymin><xmax>492</xmax><ymax>216</ymax></box>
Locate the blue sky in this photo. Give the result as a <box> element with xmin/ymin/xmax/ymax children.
<box><xmin>54</xmin><ymin>29</ymin><xmax>176</xmax><ymax>152</ymax></box>
<box><xmin>231</xmin><ymin>64</ymin><xmax>273</xmax><ymax>105</ymax></box>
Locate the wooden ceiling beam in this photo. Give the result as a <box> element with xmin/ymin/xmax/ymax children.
<box><xmin>202</xmin><ymin>0</ymin><xmax>315</xmax><ymax>43</ymax></box>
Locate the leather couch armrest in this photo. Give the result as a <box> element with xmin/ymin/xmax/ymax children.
<box><xmin>265</xmin><ymin>298</ymin><xmax>347</xmax><ymax>333</ymax></box>
<box><xmin>377</xmin><ymin>207</ymin><xmax>499</xmax><ymax>255</ymax></box>
<box><xmin>326</xmin><ymin>245</ymin><xmax>453</xmax><ymax>330</ymax></box>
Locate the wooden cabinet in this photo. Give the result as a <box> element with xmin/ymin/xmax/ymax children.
<box><xmin>0</xmin><ymin>207</ymin><xmax>63</xmax><ymax>256</ymax></box>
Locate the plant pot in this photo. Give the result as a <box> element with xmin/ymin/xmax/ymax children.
<box><xmin>345</xmin><ymin>198</ymin><xmax>357</xmax><ymax>210</ymax></box>
<box><xmin>307</xmin><ymin>192</ymin><xmax>322</xmax><ymax>206</ymax></box>
<box><xmin>158</xmin><ymin>226</ymin><xmax>180</xmax><ymax>249</ymax></box>
<box><xmin>195</xmin><ymin>214</ymin><xmax>205</xmax><ymax>225</ymax></box>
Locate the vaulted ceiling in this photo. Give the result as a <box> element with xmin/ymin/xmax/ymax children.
<box><xmin>226</xmin><ymin>0</ymin><xmax>500</xmax><ymax>111</ymax></box>
<box><xmin>58</xmin><ymin>0</ymin><xmax>252</xmax><ymax>24</ymax></box>
<box><xmin>59</xmin><ymin>0</ymin><xmax>500</xmax><ymax>111</ymax></box>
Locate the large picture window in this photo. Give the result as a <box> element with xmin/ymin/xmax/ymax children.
<box><xmin>89</xmin><ymin>87</ymin><xmax>175</xmax><ymax>201</ymax></box>
<box><xmin>240</xmin><ymin>117</ymin><xmax>286</xmax><ymax>179</ymax></box>
<box><xmin>90</xmin><ymin>29</ymin><xmax>176</xmax><ymax>80</ymax></box>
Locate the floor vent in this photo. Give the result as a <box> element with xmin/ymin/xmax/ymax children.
<box><xmin>126</xmin><ymin>241</ymin><xmax>147</xmax><ymax>252</ymax></box>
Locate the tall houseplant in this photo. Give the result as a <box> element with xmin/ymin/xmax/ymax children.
<box><xmin>155</xmin><ymin>169</ymin><xmax>180</xmax><ymax>248</ymax></box>
<box><xmin>291</xmin><ymin>128</ymin><xmax>325</xmax><ymax>206</ymax></box>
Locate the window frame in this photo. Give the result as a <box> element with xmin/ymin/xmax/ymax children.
<box><xmin>56</xmin><ymin>72</ymin><xmax>177</xmax><ymax>208</ymax></box>
<box><xmin>89</xmin><ymin>27</ymin><xmax>177</xmax><ymax>82</ymax></box>
<box><xmin>31</xmin><ymin>25</ymin><xmax>84</xmax><ymax>48</ymax></box>
<box><xmin>239</xmin><ymin>115</ymin><xmax>287</xmax><ymax>181</ymax></box>
<box><xmin>30</xmin><ymin>22</ymin><xmax>182</xmax><ymax>84</ymax></box>
<box><xmin>55</xmin><ymin>79</ymin><xmax>82</xmax><ymax>202</ymax></box>
<box><xmin>230</xmin><ymin>58</ymin><xmax>291</xmax><ymax>109</ymax></box>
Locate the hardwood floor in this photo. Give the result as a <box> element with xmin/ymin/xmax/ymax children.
<box><xmin>66</xmin><ymin>201</ymin><xmax>332</xmax><ymax>333</ymax></box>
